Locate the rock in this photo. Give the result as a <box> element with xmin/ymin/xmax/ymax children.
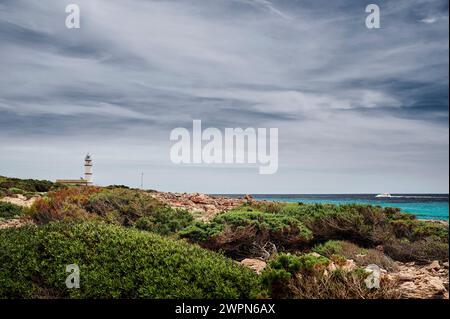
<box><xmin>327</xmin><ymin>262</ymin><xmax>337</xmax><ymax>272</ymax></box>
<box><xmin>244</xmin><ymin>194</ymin><xmax>253</xmax><ymax>203</ymax></box>
<box><xmin>394</xmin><ymin>261</ymin><xmax>449</xmax><ymax>299</ymax></box>
<box><xmin>240</xmin><ymin>258</ymin><xmax>267</xmax><ymax>274</ymax></box>
<box><xmin>151</xmin><ymin>191</ymin><xmax>244</xmax><ymax>221</ymax></box>
<box><xmin>383</xmin><ymin>274</ymin><xmax>395</xmax><ymax>281</ymax></box>
<box><xmin>397</xmin><ymin>273</ymin><xmax>416</xmax><ymax>282</ymax></box>
<box><xmin>190</xmin><ymin>194</ymin><xmax>209</xmax><ymax>204</ymax></box>
<box><xmin>310</xmin><ymin>252</ymin><xmax>322</xmax><ymax>258</ymax></box>
<box><xmin>426</xmin><ymin>277</ymin><xmax>446</xmax><ymax>294</ymax></box>
<box><xmin>341</xmin><ymin>259</ymin><xmax>357</xmax><ymax>272</ymax></box>
<box><xmin>364</xmin><ymin>264</ymin><xmax>380</xmax><ymax>273</ymax></box>
<box><xmin>203</xmin><ymin>204</ymin><xmax>217</xmax><ymax>212</ymax></box>
<box><xmin>399</xmin><ymin>281</ymin><xmax>419</xmax><ymax>297</ymax></box>
<box><xmin>427</xmin><ymin>260</ymin><xmax>441</xmax><ymax>271</ymax></box>
<box><xmin>443</xmin><ymin>261</ymin><xmax>449</xmax><ymax>269</ymax></box>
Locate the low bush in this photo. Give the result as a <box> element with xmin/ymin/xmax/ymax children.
<box><xmin>30</xmin><ymin>187</ymin><xmax>102</xmax><ymax>224</ymax></box>
<box><xmin>0</xmin><ymin>222</ymin><xmax>263</xmax><ymax>298</ymax></box>
<box><xmin>30</xmin><ymin>188</ymin><xmax>193</xmax><ymax>236</ymax></box>
<box><xmin>180</xmin><ymin>208</ymin><xmax>313</xmax><ymax>259</ymax></box>
<box><xmin>8</xmin><ymin>187</ymin><xmax>24</xmax><ymax>195</ymax></box>
<box><xmin>250</xmin><ymin>201</ymin><xmax>448</xmax><ymax>263</ymax></box>
<box><xmin>0</xmin><ymin>176</ymin><xmax>57</xmax><ymax>194</ymax></box>
<box><xmin>261</xmin><ymin>253</ymin><xmax>399</xmax><ymax>299</ymax></box>
<box><xmin>313</xmin><ymin>240</ymin><xmax>396</xmax><ymax>270</ymax></box>
<box><xmin>383</xmin><ymin>236</ymin><xmax>449</xmax><ymax>263</ymax></box>
<box><xmin>0</xmin><ymin>202</ymin><xmax>26</xmax><ymax>220</ymax></box>
<box><xmin>134</xmin><ymin>207</ymin><xmax>193</xmax><ymax>236</ymax></box>
<box><xmin>390</xmin><ymin>219</ymin><xmax>448</xmax><ymax>242</ymax></box>
<box><xmin>312</xmin><ymin>240</ymin><xmax>343</xmax><ymax>257</ymax></box>
<box><xmin>281</xmin><ymin>204</ymin><xmax>390</xmax><ymax>245</ymax></box>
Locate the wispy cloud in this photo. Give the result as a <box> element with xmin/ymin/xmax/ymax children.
<box><xmin>239</xmin><ymin>0</ymin><xmax>293</xmax><ymax>20</ymax></box>
<box><xmin>0</xmin><ymin>0</ymin><xmax>448</xmax><ymax>192</ymax></box>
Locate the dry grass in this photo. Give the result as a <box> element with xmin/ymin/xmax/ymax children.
<box><xmin>289</xmin><ymin>270</ymin><xmax>401</xmax><ymax>299</ymax></box>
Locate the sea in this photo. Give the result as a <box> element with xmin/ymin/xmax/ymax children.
<box><xmin>224</xmin><ymin>194</ymin><xmax>449</xmax><ymax>221</ymax></box>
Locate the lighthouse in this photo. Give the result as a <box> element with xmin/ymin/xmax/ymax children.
<box><xmin>84</xmin><ymin>153</ymin><xmax>93</xmax><ymax>185</ymax></box>
<box><xmin>56</xmin><ymin>154</ymin><xmax>94</xmax><ymax>186</ymax></box>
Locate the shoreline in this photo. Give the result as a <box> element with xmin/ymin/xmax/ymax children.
<box><xmin>153</xmin><ymin>191</ymin><xmax>450</xmax><ymax>222</ymax></box>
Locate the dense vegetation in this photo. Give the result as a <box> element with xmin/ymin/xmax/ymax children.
<box><xmin>0</xmin><ymin>202</ymin><xmax>26</xmax><ymax>221</ymax></box>
<box><xmin>260</xmin><ymin>253</ymin><xmax>399</xmax><ymax>299</ymax></box>
<box><xmin>312</xmin><ymin>240</ymin><xmax>396</xmax><ymax>270</ymax></box>
<box><xmin>0</xmin><ymin>175</ymin><xmax>59</xmax><ymax>198</ymax></box>
<box><xmin>182</xmin><ymin>202</ymin><xmax>448</xmax><ymax>263</ymax></box>
<box><xmin>30</xmin><ymin>187</ymin><xmax>192</xmax><ymax>236</ymax></box>
<box><xmin>0</xmin><ymin>222</ymin><xmax>262</xmax><ymax>298</ymax></box>
<box><xmin>180</xmin><ymin>207</ymin><xmax>312</xmax><ymax>259</ymax></box>
<box><xmin>0</xmin><ymin>177</ymin><xmax>448</xmax><ymax>299</ymax></box>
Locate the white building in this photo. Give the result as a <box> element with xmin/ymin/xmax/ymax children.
<box><xmin>56</xmin><ymin>153</ymin><xmax>93</xmax><ymax>186</ymax></box>
<box><xmin>84</xmin><ymin>153</ymin><xmax>93</xmax><ymax>185</ymax></box>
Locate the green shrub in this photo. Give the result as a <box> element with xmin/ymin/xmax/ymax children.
<box><xmin>313</xmin><ymin>240</ymin><xmax>343</xmax><ymax>257</ymax></box>
<box><xmin>268</xmin><ymin>253</ymin><xmax>303</xmax><ymax>274</ymax></box>
<box><xmin>85</xmin><ymin>189</ymin><xmax>193</xmax><ymax>234</ymax></box>
<box><xmin>383</xmin><ymin>236</ymin><xmax>449</xmax><ymax>263</ymax></box>
<box><xmin>0</xmin><ymin>176</ymin><xmax>56</xmax><ymax>193</ymax></box>
<box><xmin>314</xmin><ymin>240</ymin><xmax>396</xmax><ymax>270</ymax></box>
<box><xmin>0</xmin><ymin>226</ymin><xmax>39</xmax><ymax>298</ymax></box>
<box><xmin>8</xmin><ymin>187</ymin><xmax>24</xmax><ymax>195</ymax></box>
<box><xmin>296</xmin><ymin>253</ymin><xmax>330</xmax><ymax>273</ymax></box>
<box><xmin>261</xmin><ymin>253</ymin><xmax>399</xmax><ymax>299</ymax></box>
<box><xmin>279</xmin><ymin>204</ymin><xmax>389</xmax><ymax>245</ymax></box>
<box><xmin>0</xmin><ymin>222</ymin><xmax>263</xmax><ymax>299</ymax></box>
<box><xmin>30</xmin><ymin>188</ymin><xmax>193</xmax><ymax>236</ymax></box>
<box><xmin>181</xmin><ymin>209</ymin><xmax>313</xmax><ymax>259</ymax></box>
<box><xmin>390</xmin><ymin>219</ymin><xmax>448</xmax><ymax>242</ymax></box>
<box><xmin>0</xmin><ymin>202</ymin><xmax>25</xmax><ymax>220</ymax></box>
<box><xmin>134</xmin><ymin>208</ymin><xmax>193</xmax><ymax>236</ymax></box>
<box><xmin>249</xmin><ymin>201</ymin><xmax>448</xmax><ymax>263</ymax></box>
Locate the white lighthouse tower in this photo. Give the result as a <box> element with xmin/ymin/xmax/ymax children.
<box><xmin>84</xmin><ymin>153</ymin><xmax>93</xmax><ymax>185</ymax></box>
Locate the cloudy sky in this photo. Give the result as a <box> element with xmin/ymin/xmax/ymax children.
<box><xmin>0</xmin><ymin>0</ymin><xmax>448</xmax><ymax>193</ymax></box>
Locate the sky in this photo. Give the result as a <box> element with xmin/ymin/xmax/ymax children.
<box><xmin>0</xmin><ymin>0</ymin><xmax>448</xmax><ymax>193</ymax></box>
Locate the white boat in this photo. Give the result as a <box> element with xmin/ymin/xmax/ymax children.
<box><xmin>375</xmin><ymin>193</ymin><xmax>392</xmax><ymax>198</ymax></box>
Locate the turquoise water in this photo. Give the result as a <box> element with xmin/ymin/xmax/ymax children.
<box><xmin>245</xmin><ymin>194</ymin><xmax>449</xmax><ymax>221</ymax></box>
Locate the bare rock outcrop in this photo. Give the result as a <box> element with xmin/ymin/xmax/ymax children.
<box><xmin>152</xmin><ymin>192</ymin><xmax>244</xmax><ymax>221</ymax></box>
<box><xmin>240</xmin><ymin>258</ymin><xmax>267</xmax><ymax>274</ymax></box>
<box><xmin>392</xmin><ymin>260</ymin><xmax>449</xmax><ymax>299</ymax></box>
